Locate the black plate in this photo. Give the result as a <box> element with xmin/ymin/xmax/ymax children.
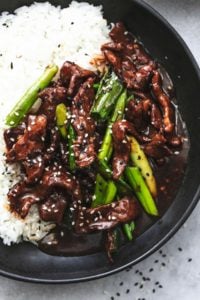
<box><xmin>1</xmin><ymin>0</ymin><xmax>200</xmax><ymax>283</ymax></box>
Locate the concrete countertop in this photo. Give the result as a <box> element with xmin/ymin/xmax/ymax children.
<box><xmin>0</xmin><ymin>1</ymin><xmax>200</xmax><ymax>299</ymax></box>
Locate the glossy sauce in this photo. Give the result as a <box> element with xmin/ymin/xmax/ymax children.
<box><xmin>39</xmin><ymin>66</ymin><xmax>189</xmax><ymax>257</ymax></box>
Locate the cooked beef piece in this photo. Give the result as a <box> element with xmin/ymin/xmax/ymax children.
<box><xmin>6</xmin><ymin>115</ymin><xmax>47</xmax><ymax>162</ymax></box>
<box><xmin>167</xmin><ymin>135</ymin><xmax>182</xmax><ymax>148</ymax></box>
<box><xmin>112</xmin><ymin>120</ymin><xmax>150</xmax><ymax>179</ymax></box>
<box><xmin>4</xmin><ymin>124</ymin><xmax>26</xmax><ymax>150</ymax></box>
<box><xmin>38</xmin><ymin>86</ymin><xmax>67</xmax><ymax>125</ymax></box>
<box><xmin>150</xmin><ymin>103</ymin><xmax>163</xmax><ymax>130</ymax></box>
<box><xmin>22</xmin><ymin>155</ymin><xmax>44</xmax><ymax>184</ymax></box>
<box><xmin>126</xmin><ymin>99</ymin><xmax>151</xmax><ymax>130</ymax></box>
<box><xmin>8</xmin><ymin>167</ymin><xmax>82</xmax><ymax>219</ymax></box>
<box><xmin>7</xmin><ymin>181</ymin><xmax>40</xmax><ymax>218</ymax></box>
<box><xmin>143</xmin><ymin>133</ymin><xmax>173</xmax><ymax>159</ymax></box>
<box><xmin>75</xmin><ymin>196</ymin><xmax>139</xmax><ymax>233</ymax></box>
<box><xmin>39</xmin><ymin>191</ymin><xmax>68</xmax><ymax>223</ymax></box>
<box><xmin>71</xmin><ymin>77</ymin><xmax>96</xmax><ymax>167</ymax></box>
<box><xmin>5</xmin><ymin>115</ymin><xmax>47</xmax><ymax>183</ymax></box>
<box><xmin>105</xmin><ymin>230</ymin><xmax>117</xmax><ymax>262</ymax></box>
<box><xmin>60</xmin><ymin>61</ymin><xmax>95</xmax><ymax>96</ymax></box>
<box><xmin>102</xmin><ymin>22</ymin><xmax>156</xmax><ymax>91</ymax></box>
<box><xmin>152</xmin><ymin>70</ymin><xmax>174</xmax><ymax>133</ymax></box>
<box><xmin>109</xmin><ymin>22</ymin><xmax>132</xmax><ymax>44</ymax></box>
<box><xmin>43</xmin><ymin>128</ymin><xmax>60</xmax><ymax>162</ymax></box>
<box><xmin>73</xmin><ymin>77</ymin><xmax>95</xmax><ymax>114</ymax></box>
<box><xmin>59</xmin><ymin>141</ymin><xmax>69</xmax><ymax>165</ymax></box>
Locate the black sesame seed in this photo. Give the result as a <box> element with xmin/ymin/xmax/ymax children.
<box><xmin>159</xmin><ymin>285</ymin><xmax>163</xmax><ymax>288</ymax></box>
<box><xmin>178</xmin><ymin>247</ymin><xmax>183</xmax><ymax>252</ymax></box>
<box><xmin>134</xmin><ymin>282</ymin><xmax>139</xmax><ymax>286</ymax></box>
<box><xmin>142</xmin><ymin>276</ymin><xmax>146</xmax><ymax>281</ymax></box>
<box><xmin>119</xmin><ymin>282</ymin><xmax>123</xmax><ymax>286</ymax></box>
<box><xmin>161</xmin><ymin>262</ymin><xmax>166</xmax><ymax>267</ymax></box>
<box><xmin>139</xmin><ymin>271</ymin><xmax>143</xmax><ymax>276</ymax></box>
<box><xmin>146</xmin><ymin>172</ymin><xmax>150</xmax><ymax>177</ymax></box>
<box><xmin>159</xmin><ymin>250</ymin><xmax>163</xmax><ymax>254</ymax></box>
<box><xmin>152</xmin><ymin>289</ymin><xmax>156</xmax><ymax>293</ymax></box>
<box><xmin>188</xmin><ymin>258</ymin><xmax>192</xmax><ymax>262</ymax></box>
<box><xmin>10</xmin><ymin>62</ymin><xmax>13</xmax><ymax>69</ymax></box>
<box><xmin>155</xmin><ymin>281</ymin><xmax>159</xmax><ymax>285</ymax></box>
<box><xmin>57</xmin><ymin>44</ymin><xmax>61</xmax><ymax>48</ymax></box>
<box><xmin>116</xmin><ymin>292</ymin><xmax>120</xmax><ymax>297</ymax></box>
<box><xmin>71</xmin><ymin>21</ymin><xmax>74</xmax><ymax>25</ymax></box>
<box><xmin>111</xmin><ymin>297</ymin><xmax>115</xmax><ymax>300</ymax></box>
<box><xmin>146</xmin><ymin>277</ymin><xmax>151</xmax><ymax>281</ymax></box>
<box><xmin>139</xmin><ymin>284</ymin><xmax>143</xmax><ymax>289</ymax></box>
<box><xmin>135</xmin><ymin>269</ymin><xmax>139</xmax><ymax>274</ymax></box>
<box><xmin>162</xmin><ymin>254</ymin><xmax>167</xmax><ymax>258</ymax></box>
<box><xmin>149</xmin><ymin>268</ymin><xmax>154</xmax><ymax>272</ymax></box>
<box><xmin>154</xmin><ymin>259</ymin><xmax>159</xmax><ymax>263</ymax></box>
<box><xmin>126</xmin><ymin>289</ymin><xmax>130</xmax><ymax>294</ymax></box>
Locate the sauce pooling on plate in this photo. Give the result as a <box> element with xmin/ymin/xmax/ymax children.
<box><xmin>4</xmin><ymin>22</ymin><xmax>189</xmax><ymax>260</ymax></box>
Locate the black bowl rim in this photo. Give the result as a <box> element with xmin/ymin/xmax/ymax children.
<box><xmin>0</xmin><ymin>0</ymin><xmax>200</xmax><ymax>284</ymax></box>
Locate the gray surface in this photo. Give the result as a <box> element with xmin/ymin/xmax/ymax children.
<box><xmin>1</xmin><ymin>1</ymin><xmax>200</xmax><ymax>299</ymax></box>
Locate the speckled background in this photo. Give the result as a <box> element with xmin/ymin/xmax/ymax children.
<box><xmin>0</xmin><ymin>0</ymin><xmax>200</xmax><ymax>299</ymax></box>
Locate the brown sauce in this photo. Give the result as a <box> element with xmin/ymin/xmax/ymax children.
<box><xmin>39</xmin><ymin>227</ymin><xmax>104</xmax><ymax>256</ymax></box>
<box><xmin>39</xmin><ymin>66</ymin><xmax>189</xmax><ymax>257</ymax></box>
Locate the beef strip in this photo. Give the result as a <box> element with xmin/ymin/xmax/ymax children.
<box><xmin>105</xmin><ymin>229</ymin><xmax>117</xmax><ymax>262</ymax></box>
<box><xmin>102</xmin><ymin>22</ymin><xmax>156</xmax><ymax>91</ymax></box>
<box><xmin>4</xmin><ymin>124</ymin><xmax>26</xmax><ymax>150</ymax></box>
<box><xmin>125</xmin><ymin>98</ymin><xmax>152</xmax><ymax>131</ymax></box>
<box><xmin>43</xmin><ymin>128</ymin><xmax>60</xmax><ymax>162</ymax></box>
<box><xmin>6</xmin><ymin>115</ymin><xmax>47</xmax><ymax>162</ymax></box>
<box><xmin>60</xmin><ymin>61</ymin><xmax>95</xmax><ymax>96</ymax></box>
<box><xmin>23</xmin><ymin>155</ymin><xmax>44</xmax><ymax>184</ymax></box>
<box><xmin>5</xmin><ymin>115</ymin><xmax>47</xmax><ymax>183</ymax></box>
<box><xmin>112</xmin><ymin>119</ymin><xmax>150</xmax><ymax>179</ymax></box>
<box><xmin>75</xmin><ymin>196</ymin><xmax>140</xmax><ymax>233</ymax></box>
<box><xmin>143</xmin><ymin>133</ymin><xmax>173</xmax><ymax>159</ymax></box>
<box><xmin>38</xmin><ymin>191</ymin><xmax>68</xmax><ymax>223</ymax></box>
<box><xmin>71</xmin><ymin>77</ymin><xmax>97</xmax><ymax>167</ymax></box>
<box><xmin>8</xmin><ymin>167</ymin><xmax>82</xmax><ymax>219</ymax></box>
<box><xmin>38</xmin><ymin>86</ymin><xmax>67</xmax><ymax>125</ymax></box>
<box><xmin>151</xmin><ymin>70</ymin><xmax>175</xmax><ymax>133</ymax></box>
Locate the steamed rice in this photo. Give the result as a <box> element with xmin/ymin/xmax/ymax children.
<box><xmin>0</xmin><ymin>1</ymin><xmax>110</xmax><ymax>245</ymax></box>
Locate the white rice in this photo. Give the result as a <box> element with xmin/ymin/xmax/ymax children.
<box><xmin>0</xmin><ymin>1</ymin><xmax>110</xmax><ymax>245</ymax></box>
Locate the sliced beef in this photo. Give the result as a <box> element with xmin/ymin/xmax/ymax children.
<box><xmin>75</xmin><ymin>196</ymin><xmax>139</xmax><ymax>233</ymax></box>
<box><xmin>6</xmin><ymin>115</ymin><xmax>47</xmax><ymax>162</ymax></box>
<box><xmin>71</xmin><ymin>77</ymin><xmax>96</xmax><ymax>168</ymax></box>
<box><xmin>39</xmin><ymin>191</ymin><xmax>68</xmax><ymax>223</ymax></box>
<box><xmin>105</xmin><ymin>229</ymin><xmax>117</xmax><ymax>262</ymax></box>
<box><xmin>125</xmin><ymin>99</ymin><xmax>151</xmax><ymax>130</ymax></box>
<box><xmin>38</xmin><ymin>86</ymin><xmax>67</xmax><ymax>125</ymax></box>
<box><xmin>60</xmin><ymin>61</ymin><xmax>95</xmax><ymax>96</ymax></box>
<box><xmin>152</xmin><ymin>70</ymin><xmax>174</xmax><ymax>133</ymax></box>
<box><xmin>4</xmin><ymin>124</ymin><xmax>26</xmax><ymax>150</ymax></box>
<box><xmin>143</xmin><ymin>133</ymin><xmax>173</xmax><ymax>159</ymax></box>
<box><xmin>112</xmin><ymin>120</ymin><xmax>150</xmax><ymax>179</ymax></box>
<box><xmin>102</xmin><ymin>22</ymin><xmax>156</xmax><ymax>91</ymax></box>
<box><xmin>8</xmin><ymin>167</ymin><xmax>82</xmax><ymax>219</ymax></box>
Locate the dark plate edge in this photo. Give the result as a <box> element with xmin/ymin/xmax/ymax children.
<box><xmin>0</xmin><ymin>0</ymin><xmax>200</xmax><ymax>283</ymax></box>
